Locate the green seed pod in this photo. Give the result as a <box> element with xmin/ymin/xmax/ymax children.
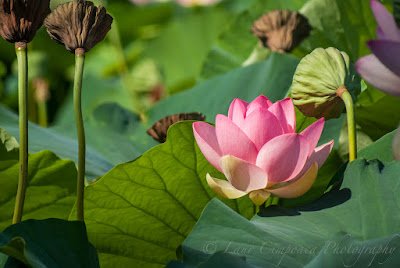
<box><xmin>291</xmin><ymin>47</ymin><xmax>361</xmax><ymax>119</ymax></box>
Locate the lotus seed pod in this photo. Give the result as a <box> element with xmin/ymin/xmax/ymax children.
<box><xmin>147</xmin><ymin>112</ymin><xmax>206</xmax><ymax>143</ymax></box>
<box><xmin>0</xmin><ymin>0</ymin><xmax>51</xmax><ymax>44</ymax></box>
<box><xmin>44</xmin><ymin>0</ymin><xmax>113</xmax><ymax>53</ymax></box>
<box><xmin>291</xmin><ymin>47</ymin><xmax>361</xmax><ymax>119</ymax></box>
<box><xmin>252</xmin><ymin>10</ymin><xmax>311</xmax><ymax>53</ymax></box>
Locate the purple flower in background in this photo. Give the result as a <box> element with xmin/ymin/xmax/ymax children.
<box><xmin>355</xmin><ymin>0</ymin><xmax>400</xmax><ymax>97</ymax></box>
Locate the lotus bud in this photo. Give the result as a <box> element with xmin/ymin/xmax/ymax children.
<box><xmin>44</xmin><ymin>0</ymin><xmax>113</xmax><ymax>54</ymax></box>
<box><xmin>291</xmin><ymin>47</ymin><xmax>361</xmax><ymax>120</ymax></box>
<box><xmin>0</xmin><ymin>0</ymin><xmax>50</xmax><ymax>45</ymax></box>
<box><xmin>252</xmin><ymin>10</ymin><xmax>311</xmax><ymax>53</ymax></box>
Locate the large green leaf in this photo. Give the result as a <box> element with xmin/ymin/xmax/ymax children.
<box><xmin>0</xmin><ymin>104</ymin><xmax>135</xmax><ymax>180</ymax></box>
<box><xmin>359</xmin><ymin>130</ymin><xmax>396</xmax><ymax>163</ymax></box>
<box><xmin>178</xmin><ymin>159</ymin><xmax>400</xmax><ymax>267</ymax></box>
<box><xmin>0</xmin><ymin>105</ymin><xmax>111</xmax><ymax>180</ymax></box>
<box><xmin>52</xmin><ymin>103</ymin><xmax>156</xmax><ymax>167</ymax></box>
<box><xmin>0</xmin><ymin>128</ymin><xmax>77</xmax><ymax>231</ymax></box>
<box><xmin>55</xmin><ymin>74</ymin><xmax>133</xmax><ymax>126</ymax></box>
<box><xmin>70</xmin><ymin>121</ymin><xmax>255</xmax><ymax>267</ymax></box>
<box><xmin>0</xmin><ymin>219</ymin><xmax>99</xmax><ymax>267</ymax></box>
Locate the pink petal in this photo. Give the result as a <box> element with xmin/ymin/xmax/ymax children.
<box><xmin>256</xmin><ymin>133</ymin><xmax>310</xmax><ymax>183</ymax></box>
<box><xmin>370</xmin><ymin>0</ymin><xmax>400</xmax><ymax>41</ymax></box>
<box><xmin>193</xmin><ymin>122</ymin><xmax>223</xmax><ymax>172</ymax></box>
<box><xmin>245</xmin><ymin>95</ymin><xmax>273</xmax><ymax>117</ymax></box>
<box><xmin>220</xmin><ymin>155</ymin><xmax>268</xmax><ymax>192</ymax></box>
<box><xmin>300</xmin><ymin>118</ymin><xmax>325</xmax><ymax>156</ymax></box>
<box><xmin>228</xmin><ymin>98</ymin><xmax>248</xmax><ymax>128</ymax></box>
<box><xmin>242</xmin><ymin>107</ymin><xmax>283</xmax><ymax>150</ymax></box>
<box><xmin>279</xmin><ymin>98</ymin><xmax>296</xmax><ymax>132</ymax></box>
<box><xmin>267</xmin><ymin>162</ymin><xmax>318</xmax><ymax>198</ymax></box>
<box><xmin>267</xmin><ymin>100</ymin><xmax>291</xmax><ymax>133</ymax></box>
<box><xmin>355</xmin><ymin>54</ymin><xmax>400</xmax><ymax>97</ymax></box>
<box><xmin>367</xmin><ymin>40</ymin><xmax>400</xmax><ymax>77</ymax></box>
<box><xmin>291</xmin><ymin>140</ymin><xmax>334</xmax><ymax>181</ymax></box>
<box><xmin>216</xmin><ymin>114</ymin><xmax>258</xmax><ymax>164</ymax></box>
<box><xmin>206</xmin><ymin>174</ymin><xmax>248</xmax><ymax>199</ymax></box>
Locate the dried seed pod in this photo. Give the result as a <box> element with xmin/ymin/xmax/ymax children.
<box><xmin>0</xmin><ymin>0</ymin><xmax>50</xmax><ymax>44</ymax></box>
<box><xmin>291</xmin><ymin>47</ymin><xmax>361</xmax><ymax>120</ymax></box>
<box><xmin>44</xmin><ymin>0</ymin><xmax>113</xmax><ymax>53</ymax></box>
<box><xmin>252</xmin><ymin>10</ymin><xmax>311</xmax><ymax>53</ymax></box>
<box><xmin>147</xmin><ymin>112</ymin><xmax>206</xmax><ymax>143</ymax></box>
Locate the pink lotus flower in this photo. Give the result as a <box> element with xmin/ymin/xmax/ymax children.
<box><xmin>355</xmin><ymin>0</ymin><xmax>400</xmax><ymax>97</ymax></box>
<box><xmin>193</xmin><ymin>96</ymin><xmax>334</xmax><ymax>205</ymax></box>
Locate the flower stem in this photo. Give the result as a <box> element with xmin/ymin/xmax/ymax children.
<box><xmin>337</xmin><ymin>87</ymin><xmax>357</xmax><ymax>162</ymax></box>
<box><xmin>13</xmin><ymin>42</ymin><xmax>28</xmax><ymax>224</ymax></box>
<box><xmin>265</xmin><ymin>196</ymin><xmax>280</xmax><ymax>207</ymax></box>
<box><xmin>74</xmin><ymin>48</ymin><xmax>86</xmax><ymax>221</ymax></box>
<box><xmin>242</xmin><ymin>43</ymin><xmax>271</xmax><ymax>66</ymax></box>
<box><xmin>255</xmin><ymin>205</ymin><xmax>261</xmax><ymax>214</ymax></box>
<box><xmin>37</xmin><ymin>100</ymin><xmax>48</xmax><ymax>127</ymax></box>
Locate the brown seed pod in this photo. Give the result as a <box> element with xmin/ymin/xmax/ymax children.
<box><xmin>252</xmin><ymin>10</ymin><xmax>311</xmax><ymax>53</ymax></box>
<box><xmin>147</xmin><ymin>112</ymin><xmax>206</xmax><ymax>143</ymax></box>
<box><xmin>0</xmin><ymin>0</ymin><xmax>51</xmax><ymax>44</ymax></box>
<box><xmin>44</xmin><ymin>0</ymin><xmax>113</xmax><ymax>53</ymax></box>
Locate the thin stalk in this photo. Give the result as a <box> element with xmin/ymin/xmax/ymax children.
<box><xmin>34</xmin><ymin>78</ymin><xmax>49</xmax><ymax>127</ymax></box>
<box><xmin>242</xmin><ymin>43</ymin><xmax>271</xmax><ymax>66</ymax></box>
<box><xmin>74</xmin><ymin>48</ymin><xmax>86</xmax><ymax>221</ymax></box>
<box><xmin>338</xmin><ymin>87</ymin><xmax>357</xmax><ymax>162</ymax></box>
<box><xmin>37</xmin><ymin>100</ymin><xmax>48</xmax><ymax>127</ymax></box>
<box><xmin>255</xmin><ymin>205</ymin><xmax>261</xmax><ymax>214</ymax></box>
<box><xmin>13</xmin><ymin>42</ymin><xmax>28</xmax><ymax>224</ymax></box>
<box><xmin>265</xmin><ymin>196</ymin><xmax>279</xmax><ymax>208</ymax></box>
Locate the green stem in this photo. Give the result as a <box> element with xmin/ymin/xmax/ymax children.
<box><xmin>255</xmin><ymin>205</ymin><xmax>261</xmax><ymax>214</ymax></box>
<box><xmin>264</xmin><ymin>197</ymin><xmax>272</xmax><ymax>207</ymax></box>
<box><xmin>264</xmin><ymin>196</ymin><xmax>280</xmax><ymax>208</ymax></box>
<box><xmin>242</xmin><ymin>43</ymin><xmax>271</xmax><ymax>66</ymax></box>
<box><xmin>13</xmin><ymin>43</ymin><xmax>28</xmax><ymax>224</ymax></box>
<box><xmin>37</xmin><ymin>101</ymin><xmax>48</xmax><ymax>127</ymax></box>
<box><xmin>74</xmin><ymin>49</ymin><xmax>86</xmax><ymax>221</ymax></box>
<box><xmin>338</xmin><ymin>87</ymin><xmax>357</xmax><ymax>162</ymax></box>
